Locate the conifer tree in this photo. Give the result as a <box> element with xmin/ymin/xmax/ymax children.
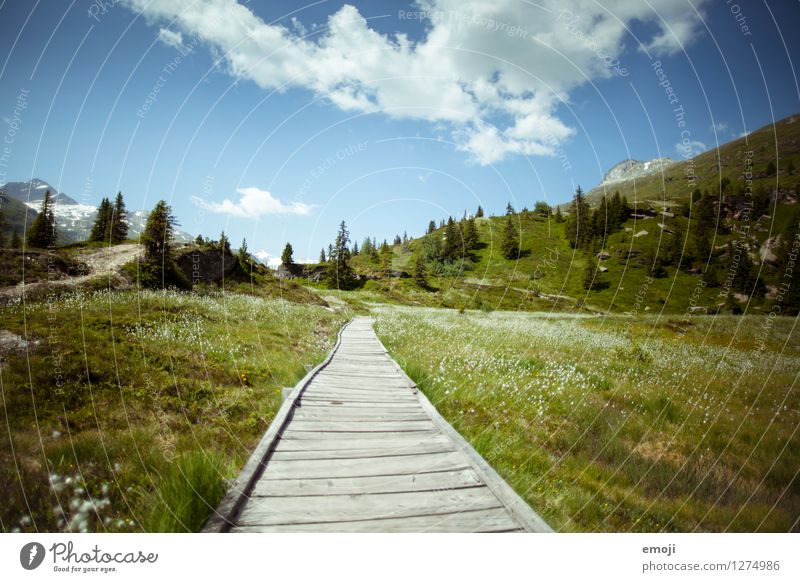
<box><xmin>11</xmin><ymin>230</ymin><xmax>22</xmax><ymax>249</ymax></box>
<box><xmin>110</xmin><ymin>192</ymin><xmax>129</xmax><ymax>243</ymax></box>
<box><xmin>501</xmin><ymin>215</ymin><xmax>520</xmax><ymax>260</ymax></box>
<box><xmin>319</xmin><ymin>248</ymin><xmax>327</xmax><ymax>263</ymax></box>
<box><xmin>352</xmin><ymin>240</ymin><xmax>359</xmax><ymax>256</ymax></box>
<box><xmin>475</xmin><ymin>205</ymin><xmax>484</xmax><ymax>218</ymax></box>
<box><xmin>27</xmin><ymin>190</ymin><xmax>57</xmax><ymax>248</ymax></box>
<box><xmin>463</xmin><ymin>217</ymin><xmax>479</xmax><ymax>251</ymax></box>
<box><xmin>413</xmin><ymin>254</ymin><xmax>428</xmax><ymax>288</ymax></box>
<box><xmin>554</xmin><ymin>206</ymin><xmax>564</xmax><ymax>223</ymax></box>
<box><xmin>219</xmin><ymin>230</ymin><xmax>231</xmax><ymax>254</ymax></box>
<box><xmin>325</xmin><ymin>221</ymin><xmax>356</xmax><ymax>289</ymax></box>
<box><xmin>427</xmin><ymin>220</ymin><xmax>436</xmax><ymax>235</ymax></box>
<box><xmin>443</xmin><ymin>217</ymin><xmax>460</xmax><ymax>261</ymax></box>
<box><xmin>89</xmin><ymin>197</ymin><xmax>112</xmax><ymax>242</ymax></box>
<box><xmin>565</xmin><ymin>186</ymin><xmax>591</xmax><ymax>250</ymax></box>
<box><xmin>139</xmin><ymin>200</ymin><xmax>185</xmax><ymax>288</ymax></box>
<box><xmin>505</xmin><ymin>202</ymin><xmax>515</xmax><ymax>215</ymax></box>
<box><xmin>281</xmin><ymin>242</ymin><xmax>294</xmax><ymax>266</ymax></box>
<box><xmin>238</xmin><ymin>238</ymin><xmax>251</xmax><ymax>270</ymax></box>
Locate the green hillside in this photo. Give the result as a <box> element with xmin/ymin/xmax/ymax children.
<box><xmin>585</xmin><ymin>115</ymin><xmax>800</xmax><ymax>208</ymax></box>
<box><xmin>295</xmin><ymin>115</ymin><xmax>800</xmax><ymax>316</ymax></box>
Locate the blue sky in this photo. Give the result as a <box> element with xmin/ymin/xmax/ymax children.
<box><xmin>1</xmin><ymin>0</ymin><xmax>798</xmax><ymax>264</ymax></box>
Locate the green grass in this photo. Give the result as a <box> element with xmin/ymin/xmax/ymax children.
<box><xmin>373</xmin><ymin>305</ymin><xmax>800</xmax><ymax>532</ymax></box>
<box><xmin>0</xmin><ymin>288</ymin><xmax>349</xmax><ymax>532</ymax></box>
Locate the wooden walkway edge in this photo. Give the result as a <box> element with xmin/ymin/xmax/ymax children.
<box><xmin>203</xmin><ymin>316</ymin><xmax>552</xmax><ymax>533</ymax></box>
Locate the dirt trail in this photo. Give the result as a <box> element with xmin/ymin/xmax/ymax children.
<box><xmin>0</xmin><ymin>244</ymin><xmax>142</xmax><ymax>300</ymax></box>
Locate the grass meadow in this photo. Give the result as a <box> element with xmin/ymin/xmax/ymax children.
<box><xmin>373</xmin><ymin>306</ymin><xmax>800</xmax><ymax>532</ymax></box>
<box><xmin>0</xmin><ymin>289</ymin><xmax>348</xmax><ymax>532</ymax></box>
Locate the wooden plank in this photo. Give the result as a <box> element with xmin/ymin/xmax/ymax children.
<box><xmin>269</xmin><ymin>441</ymin><xmax>455</xmax><ymax>461</ymax></box>
<box><xmin>297</xmin><ymin>400</ymin><xmax>422</xmax><ymax>410</ymax></box>
<box><xmin>274</xmin><ymin>433</ymin><xmax>453</xmax><ymax>451</ymax></box>
<box><xmin>279</xmin><ymin>430</ymin><xmax>442</xmax><ymax>440</ymax></box>
<box><xmin>258</xmin><ymin>450</ymin><xmax>469</xmax><ymax>479</ymax></box>
<box><xmin>250</xmin><ymin>468</ymin><xmax>481</xmax><ymax>497</ymax></box>
<box><xmin>231</xmin><ymin>508</ymin><xmax>522</xmax><ymax>532</ymax></box>
<box><xmin>236</xmin><ymin>486</ymin><xmax>503</xmax><ymax>526</ymax></box>
<box><xmin>291</xmin><ymin>409</ymin><xmax>430</xmax><ymax>422</ymax></box>
<box><xmin>286</xmin><ymin>420</ymin><xmax>436</xmax><ymax>432</ymax></box>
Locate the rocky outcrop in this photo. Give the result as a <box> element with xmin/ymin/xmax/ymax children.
<box><xmin>176</xmin><ymin>249</ymin><xmax>238</xmax><ymax>284</ymax></box>
<box><xmin>276</xmin><ymin>263</ymin><xmax>326</xmax><ymax>282</ymax></box>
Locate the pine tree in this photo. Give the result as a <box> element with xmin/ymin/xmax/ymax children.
<box><xmin>787</xmin><ymin>160</ymin><xmax>795</xmax><ymax>176</ymax></box>
<box><xmin>352</xmin><ymin>240</ymin><xmax>359</xmax><ymax>256</ymax></box>
<box><xmin>427</xmin><ymin>220</ymin><xmax>436</xmax><ymax>235</ymax></box>
<box><xmin>238</xmin><ymin>238</ymin><xmax>251</xmax><ymax>270</ymax></box>
<box><xmin>443</xmin><ymin>217</ymin><xmax>460</xmax><ymax>261</ymax></box>
<box><xmin>281</xmin><ymin>242</ymin><xmax>294</xmax><ymax>266</ymax></box>
<box><xmin>319</xmin><ymin>248</ymin><xmax>327</xmax><ymax>263</ymax></box>
<box><xmin>501</xmin><ymin>215</ymin><xmax>520</xmax><ymax>260</ymax></box>
<box><xmin>139</xmin><ymin>200</ymin><xmax>184</xmax><ymax>289</ymax></box>
<box><xmin>565</xmin><ymin>186</ymin><xmax>590</xmax><ymax>249</ymax></box>
<box><xmin>463</xmin><ymin>217</ymin><xmax>479</xmax><ymax>251</ymax></box>
<box><xmin>10</xmin><ymin>230</ymin><xmax>22</xmax><ymax>249</ymax></box>
<box><xmin>0</xmin><ymin>208</ymin><xmax>5</xmax><ymax>247</ymax></box>
<box><xmin>554</xmin><ymin>206</ymin><xmax>564</xmax><ymax>223</ymax></box>
<box><xmin>89</xmin><ymin>197</ymin><xmax>112</xmax><ymax>242</ymax></box>
<box><xmin>325</xmin><ymin>221</ymin><xmax>356</xmax><ymax>289</ymax></box>
<box><xmin>765</xmin><ymin>160</ymin><xmax>776</xmax><ymax>176</ymax></box>
<box><xmin>505</xmin><ymin>202</ymin><xmax>515</xmax><ymax>216</ymax></box>
<box><xmin>27</xmin><ymin>190</ymin><xmax>57</xmax><ymax>248</ymax></box>
<box><xmin>393</xmin><ymin>234</ymin><xmax>402</xmax><ymax>246</ymax></box>
<box><xmin>475</xmin><ymin>205</ymin><xmax>484</xmax><ymax>218</ymax></box>
<box><xmin>691</xmin><ymin>190</ymin><xmax>715</xmax><ymax>261</ymax></box>
<box><xmin>413</xmin><ymin>254</ymin><xmax>428</xmax><ymax>288</ymax></box>
<box><xmin>217</xmin><ymin>230</ymin><xmax>231</xmax><ymax>255</ymax></box>
<box><xmin>194</xmin><ymin>234</ymin><xmax>204</xmax><ymax>245</ymax></box>
<box><xmin>534</xmin><ymin>201</ymin><xmax>551</xmax><ymax>216</ymax></box>
<box><xmin>110</xmin><ymin>192</ymin><xmax>129</xmax><ymax>244</ymax></box>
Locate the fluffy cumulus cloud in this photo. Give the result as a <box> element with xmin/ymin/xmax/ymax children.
<box><xmin>123</xmin><ymin>0</ymin><xmax>708</xmax><ymax>164</ymax></box>
<box><xmin>156</xmin><ymin>28</ymin><xmax>184</xmax><ymax>50</ymax></box>
<box><xmin>192</xmin><ymin>187</ymin><xmax>315</xmax><ymax>218</ymax></box>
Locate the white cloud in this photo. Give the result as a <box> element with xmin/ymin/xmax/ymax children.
<box><xmin>254</xmin><ymin>249</ymin><xmax>315</xmax><ymax>268</ymax></box>
<box><xmin>157</xmin><ymin>28</ymin><xmax>185</xmax><ymax>50</ymax></box>
<box><xmin>191</xmin><ymin>187</ymin><xmax>315</xmax><ymax>218</ymax></box>
<box><xmin>712</xmin><ymin>122</ymin><xmax>728</xmax><ymax>133</ymax></box>
<box><xmin>123</xmin><ymin>0</ymin><xmax>709</xmax><ymax>164</ymax></box>
<box><xmin>675</xmin><ymin>139</ymin><xmax>707</xmax><ymax>157</ymax></box>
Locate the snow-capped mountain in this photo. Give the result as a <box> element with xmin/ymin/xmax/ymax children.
<box><xmin>0</xmin><ymin>179</ymin><xmax>79</xmax><ymax>205</ymax></box>
<box><xmin>601</xmin><ymin>157</ymin><xmax>676</xmax><ymax>185</ymax></box>
<box><xmin>1</xmin><ymin>178</ymin><xmax>192</xmax><ymax>243</ymax></box>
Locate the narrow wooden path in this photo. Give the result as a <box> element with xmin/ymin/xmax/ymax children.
<box><xmin>204</xmin><ymin>317</ymin><xmax>552</xmax><ymax>533</ymax></box>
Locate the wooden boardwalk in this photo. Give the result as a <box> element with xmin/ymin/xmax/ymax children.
<box><xmin>204</xmin><ymin>317</ymin><xmax>552</xmax><ymax>533</ymax></box>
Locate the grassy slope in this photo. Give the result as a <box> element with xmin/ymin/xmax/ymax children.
<box><xmin>374</xmin><ymin>306</ymin><xmax>800</xmax><ymax>532</ymax></box>
<box><xmin>312</xmin><ymin>115</ymin><xmax>799</xmax><ymax>315</ymax></box>
<box><xmin>584</xmin><ymin>115</ymin><xmax>800</xmax><ymax>207</ymax></box>
<box><xmin>336</xmin><ymin>210</ymin><xmax>759</xmax><ymax>314</ymax></box>
<box><xmin>1</xmin><ymin>289</ymin><xmax>349</xmax><ymax>532</ymax></box>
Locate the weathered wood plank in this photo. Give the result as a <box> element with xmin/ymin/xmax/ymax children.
<box><xmin>250</xmin><ymin>468</ymin><xmax>481</xmax><ymax>496</ymax></box>
<box><xmin>291</xmin><ymin>409</ymin><xmax>430</xmax><ymax>422</ymax></box>
<box><xmin>274</xmin><ymin>433</ymin><xmax>452</xmax><ymax>451</ymax></box>
<box><xmin>258</xmin><ymin>450</ymin><xmax>469</xmax><ymax>479</ymax></box>
<box><xmin>286</xmin><ymin>420</ymin><xmax>437</xmax><ymax>433</ymax></box>
<box><xmin>231</xmin><ymin>508</ymin><xmax>522</xmax><ymax>532</ymax></box>
<box><xmin>269</xmin><ymin>441</ymin><xmax>455</xmax><ymax>461</ymax></box>
<box><xmin>236</xmin><ymin>486</ymin><xmax>503</xmax><ymax>526</ymax></box>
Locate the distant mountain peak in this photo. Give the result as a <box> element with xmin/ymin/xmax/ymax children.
<box><xmin>1</xmin><ymin>178</ymin><xmax>79</xmax><ymax>205</ymax></box>
<box><xmin>601</xmin><ymin>157</ymin><xmax>676</xmax><ymax>186</ymax></box>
